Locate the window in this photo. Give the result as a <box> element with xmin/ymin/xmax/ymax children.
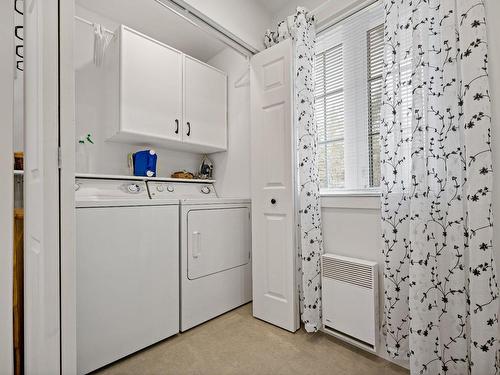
<box><xmin>314</xmin><ymin>3</ymin><xmax>384</xmax><ymax>192</ymax></box>
<box><xmin>315</xmin><ymin>44</ymin><xmax>344</xmax><ymax>188</ymax></box>
<box><xmin>367</xmin><ymin>24</ymin><xmax>384</xmax><ymax>187</ymax></box>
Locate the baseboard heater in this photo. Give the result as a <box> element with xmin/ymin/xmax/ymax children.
<box><xmin>321</xmin><ymin>254</ymin><xmax>378</xmax><ymax>353</ymax></box>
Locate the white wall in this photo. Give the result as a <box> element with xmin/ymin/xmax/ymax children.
<box><xmin>207</xmin><ymin>48</ymin><xmax>251</xmax><ymax>198</ymax></box>
<box><xmin>13</xmin><ymin>71</ymin><xmax>23</xmax><ymax>152</ymax></box>
<box><xmin>182</xmin><ymin>0</ymin><xmax>272</xmax><ymax>51</ymax></box>
<box><xmin>75</xmin><ymin>6</ymin><xmax>204</xmax><ymax>178</ymax></box>
<box><xmin>271</xmin><ymin>0</ymin><xmax>325</xmax><ymax>26</ymax></box>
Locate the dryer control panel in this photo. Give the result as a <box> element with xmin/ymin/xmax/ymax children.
<box><xmin>75</xmin><ymin>178</ymin><xmax>149</xmax><ymax>201</ymax></box>
<box><xmin>148</xmin><ymin>181</ymin><xmax>217</xmax><ymax>199</ymax></box>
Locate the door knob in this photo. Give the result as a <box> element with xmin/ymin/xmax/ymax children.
<box><xmin>271</xmin><ymin>198</ymin><xmax>277</xmax><ymax>205</ymax></box>
<box><xmin>175</xmin><ymin>119</ymin><xmax>179</xmax><ymax>134</ymax></box>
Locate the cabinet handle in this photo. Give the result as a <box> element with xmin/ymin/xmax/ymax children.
<box><xmin>186</xmin><ymin>122</ymin><xmax>191</xmax><ymax>136</ymax></box>
<box><xmin>175</xmin><ymin>119</ymin><xmax>179</xmax><ymax>134</ymax></box>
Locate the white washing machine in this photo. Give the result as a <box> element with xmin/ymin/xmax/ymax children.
<box><xmin>75</xmin><ymin>178</ymin><xmax>179</xmax><ymax>374</ymax></box>
<box><xmin>148</xmin><ymin>181</ymin><xmax>252</xmax><ymax>331</ymax></box>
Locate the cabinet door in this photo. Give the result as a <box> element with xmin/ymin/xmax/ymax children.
<box><xmin>183</xmin><ymin>56</ymin><xmax>227</xmax><ymax>150</ymax></box>
<box><xmin>120</xmin><ymin>27</ymin><xmax>182</xmax><ymax>141</ymax></box>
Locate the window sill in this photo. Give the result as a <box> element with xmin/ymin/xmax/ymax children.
<box><xmin>320</xmin><ymin>191</ymin><xmax>381</xmax><ymax>210</ymax></box>
<box><xmin>320</xmin><ymin>189</ymin><xmax>381</xmax><ymax>197</ymax></box>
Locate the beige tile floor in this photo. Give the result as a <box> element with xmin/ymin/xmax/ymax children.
<box><xmin>95</xmin><ymin>303</ymin><xmax>409</xmax><ymax>375</ymax></box>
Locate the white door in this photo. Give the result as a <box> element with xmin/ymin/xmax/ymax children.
<box><xmin>183</xmin><ymin>56</ymin><xmax>227</xmax><ymax>150</ymax></box>
<box><xmin>24</xmin><ymin>0</ymin><xmax>61</xmax><ymax>373</ymax></box>
<box><xmin>250</xmin><ymin>39</ymin><xmax>299</xmax><ymax>332</ymax></box>
<box><xmin>187</xmin><ymin>207</ymin><xmax>251</xmax><ymax>279</ymax></box>
<box><xmin>0</xmin><ymin>1</ymin><xmax>14</xmax><ymax>373</ymax></box>
<box><xmin>121</xmin><ymin>26</ymin><xmax>183</xmax><ymax>141</ymax></box>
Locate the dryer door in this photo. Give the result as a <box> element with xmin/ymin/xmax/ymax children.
<box><xmin>187</xmin><ymin>207</ymin><xmax>250</xmax><ymax>280</ymax></box>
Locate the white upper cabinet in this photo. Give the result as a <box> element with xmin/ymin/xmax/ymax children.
<box><xmin>106</xmin><ymin>26</ymin><xmax>182</xmax><ymax>144</ymax></box>
<box><xmin>120</xmin><ymin>27</ymin><xmax>182</xmax><ymax>142</ymax></box>
<box><xmin>105</xmin><ymin>25</ymin><xmax>227</xmax><ymax>153</ymax></box>
<box><xmin>183</xmin><ymin>56</ymin><xmax>227</xmax><ymax>151</ymax></box>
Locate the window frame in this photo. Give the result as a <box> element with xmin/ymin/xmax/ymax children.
<box><xmin>314</xmin><ymin>4</ymin><xmax>384</xmax><ymax>196</ymax></box>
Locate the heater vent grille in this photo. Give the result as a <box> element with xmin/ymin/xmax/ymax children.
<box><xmin>321</xmin><ymin>254</ymin><xmax>378</xmax><ymax>352</ymax></box>
<box><xmin>322</xmin><ymin>256</ymin><xmax>374</xmax><ymax>289</ymax></box>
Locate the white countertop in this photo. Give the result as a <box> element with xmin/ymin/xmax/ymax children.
<box><xmin>75</xmin><ymin>173</ymin><xmax>215</xmax><ymax>184</ymax></box>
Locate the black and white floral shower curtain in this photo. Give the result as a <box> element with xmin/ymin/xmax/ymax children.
<box><xmin>380</xmin><ymin>0</ymin><xmax>499</xmax><ymax>373</ymax></box>
<box><xmin>264</xmin><ymin>8</ymin><xmax>323</xmax><ymax>332</ymax></box>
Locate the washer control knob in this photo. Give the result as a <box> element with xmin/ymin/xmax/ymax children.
<box><xmin>127</xmin><ymin>184</ymin><xmax>140</xmax><ymax>193</ymax></box>
<box><xmin>156</xmin><ymin>185</ymin><xmax>164</xmax><ymax>192</ymax></box>
<box><xmin>167</xmin><ymin>185</ymin><xmax>174</xmax><ymax>193</ymax></box>
<box><xmin>201</xmin><ymin>186</ymin><xmax>211</xmax><ymax>194</ymax></box>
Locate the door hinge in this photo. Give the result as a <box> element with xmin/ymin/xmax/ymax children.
<box><xmin>58</xmin><ymin>147</ymin><xmax>62</xmax><ymax>169</ymax></box>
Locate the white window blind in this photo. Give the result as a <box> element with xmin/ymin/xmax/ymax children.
<box><xmin>314</xmin><ymin>2</ymin><xmax>384</xmax><ymax>192</ymax></box>
<box><xmin>315</xmin><ymin>44</ymin><xmax>344</xmax><ymax>188</ymax></box>
<box><xmin>367</xmin><ymin>24</ymin><xmax>384</xmax><ymax>187</ymax></box>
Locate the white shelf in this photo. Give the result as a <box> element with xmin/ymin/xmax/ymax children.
<box><xmin>14</xmin><ymin>170</ymin><xmax>24</xmax><ymax>176</ymax></box>
<box><xmin>75</xmin><ymin>173</ymin><xmax>215</xmax><ymax>184</ymax></box>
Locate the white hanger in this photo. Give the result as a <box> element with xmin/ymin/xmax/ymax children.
<box><xmin>74</xmin><ymin>15</ymin><xmax>115</xmax><ymax>36</ymax></box>
<box><xmin>234</xmin><ymin>56</ymin><xmax>250</xmax><ymax>88</ymax></box>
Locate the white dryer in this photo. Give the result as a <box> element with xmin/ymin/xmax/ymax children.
<box><xmin>148</xmin><ymin>181</ymin><xmax>252</xmax><ymax>331</ymax></box>
<box><xmin>75</xmin><ymin>178</ymin><xmax>179</xmax><ymax>374</ymax></box>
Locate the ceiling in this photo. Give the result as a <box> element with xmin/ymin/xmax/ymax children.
<box><xmin>76</xmin><ymin>0</ymin><xmax>227</xmax><ymax>62</ymax></box>
<box><xmin>254</xmin><ymin>0</ymin><xmax>294</xmax><ymax>14</ymax></box>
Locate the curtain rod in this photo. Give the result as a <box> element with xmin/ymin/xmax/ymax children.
<box><xmin>74</xmin><ymin>15</ymin><xmax>115</xmax><ymax>35</ymax></box>
<box><xmin>314</xmin><ymin>0</ymin><xmax>380</xmax><ymax>35</ymax></box>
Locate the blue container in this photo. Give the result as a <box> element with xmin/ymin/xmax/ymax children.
<box><xmin>133</xmin><ymin>150</ymin><xmax>157</xmax><ymax>177</ymax></box>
